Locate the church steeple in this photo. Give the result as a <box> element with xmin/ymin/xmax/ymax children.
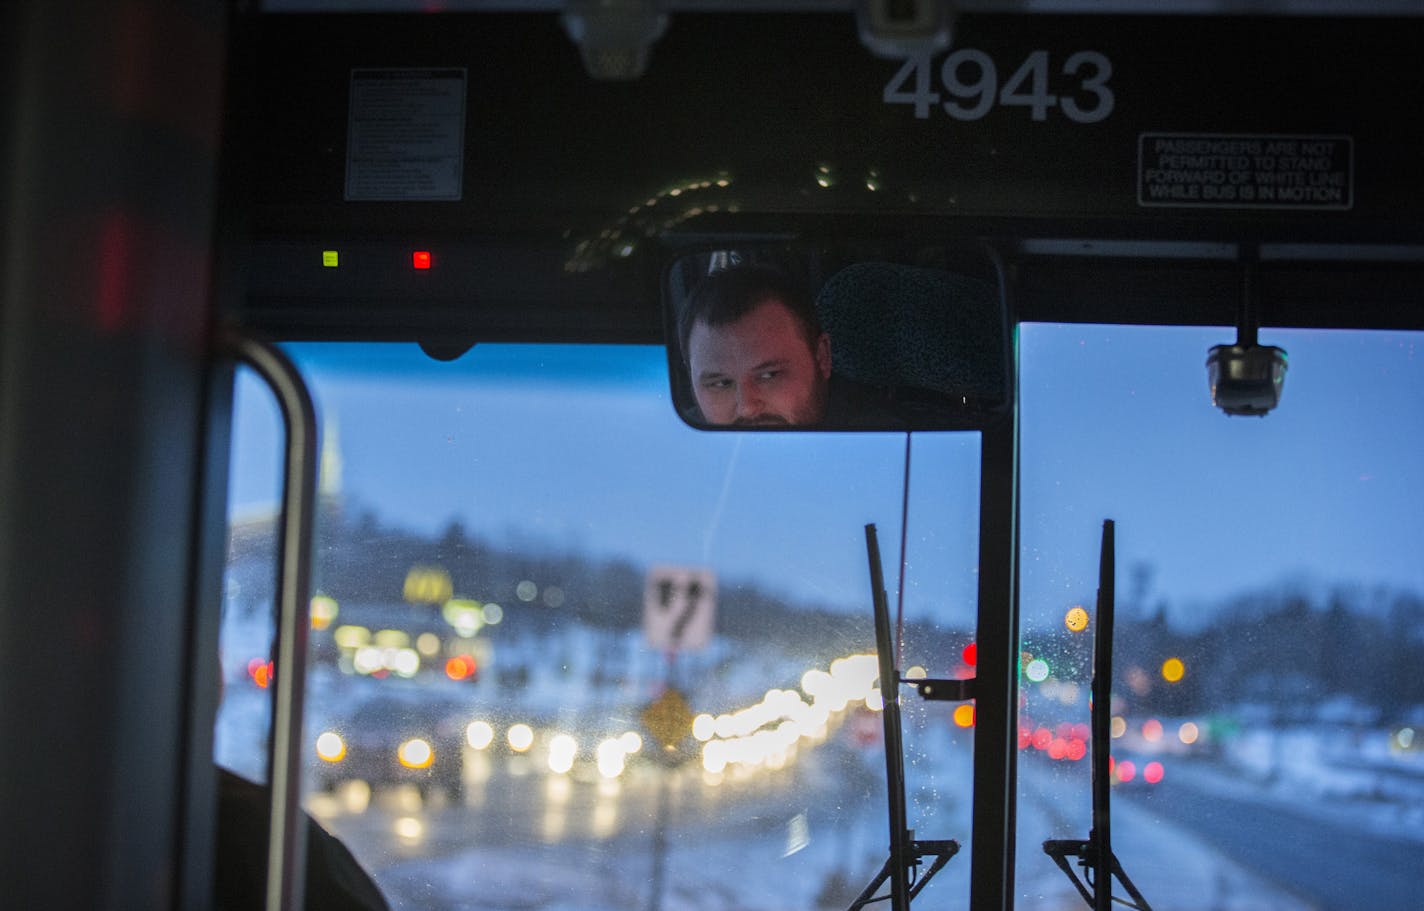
<box><xmin>319</xmin><ymin>412</ymin><xmax>344</xmax><ymax>504</ymax></box>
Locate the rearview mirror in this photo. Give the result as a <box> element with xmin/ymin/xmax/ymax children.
<box><xmin>664</xmin><ymin>241</ymin><xmax>1011</xmax><ymax>431</ymax></box>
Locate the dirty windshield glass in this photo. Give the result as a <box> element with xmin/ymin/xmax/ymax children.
<box><xmin>218</xmin><ymin>343</ymin><xmax>981</xmax><ymax>910</ymax></box>
<box><xmin>1017</xmin><ymin>325</ymin><xmax>1424</xmax><ymax>911</ymax></box>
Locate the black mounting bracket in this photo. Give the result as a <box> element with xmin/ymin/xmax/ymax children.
<box><xmin>908</xmin><ymin>676</ymin><xmax>975</xmax><ymax>702</ymax></box>
<box><xmin>848</xmin><ymin>839</ymin><xmax>960</xmax><ymax>911</ymax></box>
<box><xmin>1043</xmin><ymin>838</ymin><xmax>1153</xmax><ymax>911</ymax></box>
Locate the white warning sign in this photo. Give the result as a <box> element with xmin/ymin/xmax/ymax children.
<box><xmin>1138</xmin><ymin>133</ymin><xmax>1352</xmax><ymax>210</ymax></box>
<box><xmin>346</xmin><ymin>68</ymin><xmax>466</xmax><ymax>202</ymax></box>
<box><xmin>643</xmin><ymin>566</ymin><xmax>716</xmax><ymax>653</ymax></box>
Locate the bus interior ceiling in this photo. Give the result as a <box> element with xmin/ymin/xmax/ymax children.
<box><xmin>2</xmin><ymin>2</ymin><xmax>1423</xmax><ymax>911</ymax></box>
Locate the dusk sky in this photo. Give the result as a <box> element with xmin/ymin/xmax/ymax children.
<box><xmin>229</xmin><ymin>325</ymin><xmax>1423</xmax><ymax>630</ymax></box>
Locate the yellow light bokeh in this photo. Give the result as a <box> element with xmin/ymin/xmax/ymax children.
<box><xmin>397</xmin><ymin>738</ymin><xmax>433</xmax><ymax>769</ymax></box>
<box><xmin>403</xmin><ymin>565</ymin><xmax>453</xmax><ymax>605</ymax></box>
<box><xmin>393</xmin><ymin>816</ymin><xmax>423</xmax><ymax>842</ymax></box>
<box><xmin>1065</xmin><ymin>606</ymin><xmax>1089</xmax><ymax>632</ymax></box>
<box><xmin>310</xmin><ymin>595</ymin><xmax>339</xmax><ymax>630</ymax></box>
<box><xmin>1161</xmin><ymin>657</ymin><xmax>1186</xmax><ymax>683</ymax></box>
<box><xmin>315</xmin><ymin>731</ymin><xmax>345</xmax><ymax>762</ymax></box>
<box><xmin>333</xmin><ymin>625</ymin><xmax>370</xmax><ymax>649</ymax></box>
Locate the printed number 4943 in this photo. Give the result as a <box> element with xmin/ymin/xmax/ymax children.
<box><xmin>883</xmin><ymin>49</ymin><xmax>1114</xmax><ymax>124</ymax></box>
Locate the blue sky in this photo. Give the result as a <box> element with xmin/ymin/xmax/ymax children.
<box><xmin>229</xmin><ymin>325</ymin><xmax>1423</xmax><ymax>628</ymax></box>
<box><xmin>1019</xmin><ymin>325</ymin><xmax>1424</xmax><ymax>625</ymax></box>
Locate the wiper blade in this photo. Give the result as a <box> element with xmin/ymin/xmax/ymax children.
<box><xmin>1043</xmin><ymin>519</ymin><xmax>1154</xmax><ymax>911</ymax></box>
<box><xmin>849</xmin><ymin>524</ymin><xmax>960</xmax><ymax>911</ymax></box>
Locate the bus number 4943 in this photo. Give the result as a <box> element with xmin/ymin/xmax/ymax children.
<box><xmin>883</xmin><ymin>49</ymin><xmax>1114</xmax><ymax>124</ymax></box>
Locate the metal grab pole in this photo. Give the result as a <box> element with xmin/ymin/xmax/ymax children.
<box><xmin>229</xmin><ymin>334</ymin><xmax>318</xmax><ymax>911</ymax></box>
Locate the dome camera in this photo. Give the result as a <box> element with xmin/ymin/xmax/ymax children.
<box><xmin>856</xmin><ymin>0</ymin><xmax>954</xmax><ymax>58</ymax></box>
<box><xmin>1206</xmin><ymin>343</ymin><xmax>1287</xmax><ymax>416</ymax></box>
<box><xmin>1209</xmin><ymin>256</ymin><xmax>1287</xmax><ymax>416</ymax></box>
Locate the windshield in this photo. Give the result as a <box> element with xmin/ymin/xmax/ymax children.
<box><xmin>218</xmin><ymin>343</ymin><xmax>981</xmax><ymax>910</ymax></box>
<box><xmin>217</xmin><ymin>327</ymin><xmax>1424</xmax><ymax>911</ymax></box>
<box><xmin>1017</xmin><ymin>325</ymin><xmax>1424</xmax><ymax>911</ymax></box>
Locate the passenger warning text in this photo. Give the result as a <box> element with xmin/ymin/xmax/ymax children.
<box><xmin>1137</xmin><ymin>134</ymin><xmax>1352</xmax><ymax>210</ymax></box>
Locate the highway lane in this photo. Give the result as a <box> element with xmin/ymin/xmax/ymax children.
<box><xmin>1117</xmin><ymin>771</ymin><xmax>1422</xmax><ymax>911</ymax></box>
<box><xmin>1017</xmin><ymin>758</ymin><xmax>1318</xmax><ymax>911</ymax></box>
<box><xmin>305</xmin><ymin>734</ymin><xmax>979</xmax><ymax>910</ymax></box>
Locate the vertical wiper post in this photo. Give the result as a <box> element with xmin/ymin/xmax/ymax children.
<box><xmin>848</xmin><ymin>524</ymin><xmax>959</xmax><ymax>911</ymax></box>
<box><xmin>1042</xmin><ymin>519</ymin><xmax>1154</xmax><ymax>911</ymax></box>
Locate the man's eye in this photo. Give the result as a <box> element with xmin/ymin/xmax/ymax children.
<box><xmin>701</xmin><ymin>378</ymin><xmax>732</xmax><ymax>391</ymax></box>
<box><xmin>756</xmin><ymin>370</ymin><xmax>782</xmax><ymax>382</ymax></box>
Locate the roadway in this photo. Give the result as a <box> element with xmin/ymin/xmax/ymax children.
<box><xmin>312</xmin><ymin>746</ymin><xmax>1421</xmax><ymax>911</ymax></box>
<box><xmin>1120</xmin><ymin>770</ymin><xmax>1424</xmax><ymax>911</ymax></box>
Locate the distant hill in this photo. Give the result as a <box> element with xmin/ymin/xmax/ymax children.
<box><xmin>227</xmin><ymin>507</ymin><xmax>1422</xmax><ymax>724</ymax></box>
<box><xmin>223</xmin><ymin>505</ymin><xmax>925</xmax><ymax>670</ymax></box>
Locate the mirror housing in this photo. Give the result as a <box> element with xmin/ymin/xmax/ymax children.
<box><xmin>664</xmin><ymin>241</ymin><xmax>1012</xmax><ymax>431</ymax></box>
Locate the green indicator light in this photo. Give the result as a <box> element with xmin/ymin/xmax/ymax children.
<box><xmin>322</xmin><ymin>250</ymin><xmax>339</xmax><ymax>268</ymax></box>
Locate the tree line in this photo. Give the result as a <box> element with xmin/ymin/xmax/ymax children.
<box><xmin>227</xmin><ymin>509</ymin><xmax>1424</xmax><ymax>724</ymax></box>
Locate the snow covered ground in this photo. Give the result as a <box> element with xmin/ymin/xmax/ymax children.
<box><xmin>1204</xmin><ymin>725</ymin><xmax>1424</xmax><ymax>842</ymax></box>
<box><xmin>216</xmin><ymin>612</ymin><xmax>1424</xmax><ymax>911</ymax></box>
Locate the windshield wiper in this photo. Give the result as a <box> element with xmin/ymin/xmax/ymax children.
<box><xmin>848</xmin><ymin>524</ymin><xmax>959</xmax><ymax>911</ymax></box>
<box><xmin>1043</xmin><ymin>519</ymin><xmax>1154</xmax><ymax>911</ymax></box>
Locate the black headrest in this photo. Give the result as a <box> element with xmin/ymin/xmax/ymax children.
<box><xmin>815</xmin><ymin>262</ymin><xmax>1004</xmax><ymax>400</ymax></box>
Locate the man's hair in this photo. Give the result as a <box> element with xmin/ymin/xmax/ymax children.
<box><xmin>678</xmin><ymin>264</ymin><xmax>822</xmax><ymax>363</ymax></box>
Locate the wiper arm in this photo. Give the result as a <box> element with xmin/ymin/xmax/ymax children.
<box><xmin>849</xmin><ymin>524</ymin><xmax>959</xmax><ymax>911</ymax></box>
<box><xmin>1043</xmin><ymin>519</ymin><xmax>1154</xmax><ymax>911</ymax></box>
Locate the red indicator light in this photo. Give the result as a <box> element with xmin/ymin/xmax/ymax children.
<box><xmin>1144</xmin><ymin>761</ymin><xmax>1165</xmax><ymax>784</ymax></box>
<box><xmin>413</xmin><ymin>251</ymin><xmax>432</xmax><ymax>270</ymax></box>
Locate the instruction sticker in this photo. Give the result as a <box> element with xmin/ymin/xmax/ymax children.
<box><xmin>345</xmin><ymin>68</ymin><xmax>466</xmax><ymax>201</ymax></box>
<box><xmin>1138</xmin><ymin>133</ymin><xmax>1352</xmax><ymax>210</ymax></box>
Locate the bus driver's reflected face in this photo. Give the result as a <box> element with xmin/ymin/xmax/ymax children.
<box><xmin>688</xmin><ymin>298</ymin><xmax>832</xmax><ymax>426</ymax></box>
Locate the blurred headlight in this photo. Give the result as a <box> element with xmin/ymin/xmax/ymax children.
<box><xmin>507</xmin><ymin>723</ymin><xmax>535</xmax><ymax>753</ymax></box>
<box><xmin>466</xmin><ymin>720</ymin><xmax>495</xmax><ymax>750</ymax></box>
<box><xmin>548</xmin><ymin>733</ymin><xmax>578</xmax><ymax>774</ymax></box>
<box><xmin>398</xmin><ymin>738</ymin><xmax>434</xmax><ymax>769</ymax></box>
<box><xmin>316</xmin><ymin>731</ymin><xmax>346</xmax><ymax>763</ymax></box>
<box><xmin>597</xmin><ymin>738</ymin><xmax>627</xmax><ymax>779</ymax></box>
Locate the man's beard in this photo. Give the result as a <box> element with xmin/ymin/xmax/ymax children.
<box><xmin>731</xmin><ymin>414</ymin><xmax>792</xmax><ymax>427</ymax></box>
